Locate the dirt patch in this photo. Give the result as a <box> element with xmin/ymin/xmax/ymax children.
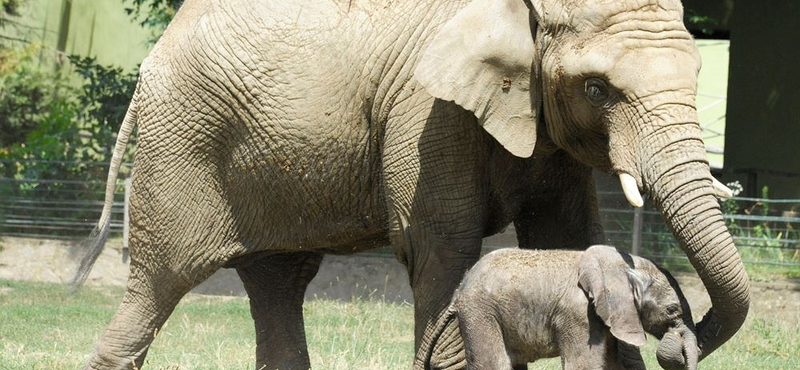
<box><xmin>669</xmin><ymin>270</ymin><xmax>800</xmax><ymax>326</ymax></box>
<box><xmin>0</xmin><ymin>237</ymin><xmax>128</xmax><ymax>287</ymax></box>
<box><xmin>0</xmin><ymin>236</ymin><xmax>798</xmax><ymax>325</ymax></box>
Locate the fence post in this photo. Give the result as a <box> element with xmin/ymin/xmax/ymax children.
<box><xmin>122</xmin><ymin>177</ymin><xmax>131</xmax><ymax>263</ymax></box>
<box><xmin>632</xmin><ymin>206</ymin><xmax>643</xmax><ymax>255</ymax></box>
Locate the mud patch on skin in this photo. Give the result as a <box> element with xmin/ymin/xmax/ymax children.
<box><xmin>502</xmin><ymin>77</ymin><xmax>513</xmax><ymax>92</ymax></box>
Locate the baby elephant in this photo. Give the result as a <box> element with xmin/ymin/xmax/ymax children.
<box><xmin>431</xmin><ymin>245</ymin><xmax>698</xmax><ymax>370</ymax></box>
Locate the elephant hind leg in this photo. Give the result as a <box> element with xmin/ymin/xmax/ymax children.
<box><xmin>236</xmin><ymin>252</ymin><xmax>323</xmax><ymax>370</ymax></box>
<box><xmin>84</xmin><ymin>259</ymin><xmax>217</xmax><ymax>370</ymax></box>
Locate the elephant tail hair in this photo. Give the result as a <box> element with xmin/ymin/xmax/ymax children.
<box><xmin>70</xmin><ymin>93</ymin><xmax>139</xmax><ymax>292</ymax></box>
<box><xmin>424</xmin><ymin>305</ymin><xmax>466</xmax><ymax>370</ymax></box>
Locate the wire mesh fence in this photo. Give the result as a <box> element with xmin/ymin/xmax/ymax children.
<box><xmin>1</xmin><ymin>160</ymin><xmax>798</xmax><ymax>267</ymax></box>
<box><xmin>0</xmin><ymin>159</ymin><xmax>130</xmax><ymax>239</ymax></box>
<box><xmin>598</xmin><ymin>191</ymin><xmax>800</xmax><ymax>268</ymax></box>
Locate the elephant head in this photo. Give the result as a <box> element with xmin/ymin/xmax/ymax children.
<box><xmin>414</xmin><ymin>0</ymin><xmax>749</xmax><ymax>360</ymax></box>
<box><xmin>578</xmin><ymin>245</ymin><xmax>698</xmax><ymax>370</ymax></box>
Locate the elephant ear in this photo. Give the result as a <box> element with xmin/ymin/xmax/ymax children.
<box><xmin>578</xmin><ymin>245</ymin><xmax>648</xmax><ymax>347</ymax></box>
<box><xmin>414</xmin><ymin>0</ymin><xmax>541</xmax><ymax>158</ymax></box>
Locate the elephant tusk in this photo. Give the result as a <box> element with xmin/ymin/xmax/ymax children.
<box><xmin>619</xmin><ymin>173</ymin><xmax>644</xmax><ymax>208</ymax></box>
<box><xmin>711</xmin><ymin>178</ymin><xmax>734</xmax><ymax>199</ymax></box>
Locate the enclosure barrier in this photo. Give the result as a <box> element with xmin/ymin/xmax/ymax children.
<box><xmin>1</xmin><ymin>160</ymin><xmax>798</xmax><ymax>267</ymax></box>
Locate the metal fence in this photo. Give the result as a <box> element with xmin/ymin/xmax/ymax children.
<box><xmin>0</xmin><ymin>160</ymin><xmax>131</xmax><ymax>239</ymax></box>
<box><xmin>1</xmin><ymin>160</ymin><xmax>798</xmax><ymax>267</ymax></box>
<box><xmin>598</xmin><ymin>191</ymin><xmax>800</xmax><ymax>268</ymax></box>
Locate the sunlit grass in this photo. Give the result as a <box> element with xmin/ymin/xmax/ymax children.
<box><xmin>0</xmin><ymin>279</ymin><xmax>414</xmax><ymax>369</ymax></box>
<box><xmin>1</xmin><ymin>279</ymin><xmax>797</xmax><ymax>369</ymax></box>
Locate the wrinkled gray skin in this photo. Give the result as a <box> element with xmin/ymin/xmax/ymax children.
<box><xmin>73</xmin><ymin>0</ymin><xmax>749</xmax><ymax>369</ymax></box>
<box><xmin>429</xmin><ymin>246</ymin><xmax>698</xmax><ymax>370</ymax></box>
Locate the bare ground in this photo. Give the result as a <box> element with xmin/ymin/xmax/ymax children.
<box><xmin>0</xmin><ymin>236</ymin><xmax>798</xmax><ymax>325</ymax></box>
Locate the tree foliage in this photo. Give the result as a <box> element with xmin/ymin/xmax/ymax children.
<box><xmin>1</xmin><ymin>0</ymin><xmax>22</xmax><ymax>16</ymax></box>
<box><xmin>122</xmin><ymin>0</ymin><xmax>181</xmax><ymax>43</ymax></box>
<box><xmin>0</xmin><ymin>49</ymin><xmax>137</xmax><ymax>232</ymax></box>
<box><xmin>0</xmin><ymin>1</ymin><xmax>167</xmax><ymax>236</ymax></box>
<box><xmin>0</xmin><ymin>45</ymin><xmax>70</xmax><ymax>148</ymax></box>
<box><xmin>1</xmin><ymin>0</ymin><xmax>27</xmax><ymax>47</ymax></box>
<box><xmin>684</xmin><ymin>8</ymin><xmax>719</xmax><ymax>36</ymax></box>
<box><xmin>0</xmin><ymin>50</ymin><xmax>137</xmax><ymax>161</ymax></box>
<box><xmin>68</xmin><ymin>55</ymin><xmax>138</xmax><ymax>161</ymax></box>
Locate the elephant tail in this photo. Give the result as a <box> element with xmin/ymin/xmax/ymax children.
<box><xmin>69</xmin><ymin>92</ymin><xmax>139</xmax><ymax>291</ymax></box>
<box><xmin>423</xmin><ymin>305</ymin><xmax>467</xmax><ymax>370</ymax></box>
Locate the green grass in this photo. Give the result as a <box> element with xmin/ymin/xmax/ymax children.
<box><xmin>0</xmin><ymin>279</ymin><xmax>414</xmax><ymax>369</ymax></box>
<box><xmin>1</xmin><ymin>279</ymin><xmax>798</xmax><ymax>370</ymax></box>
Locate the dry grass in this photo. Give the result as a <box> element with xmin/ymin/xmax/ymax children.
<box><xmin>0</xmin><ymin>279</ymin><xmax>797</xmax><ymax>369</ymax></box>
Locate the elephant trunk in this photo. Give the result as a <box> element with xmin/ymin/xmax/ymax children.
<box><xmin>657</xmin><ymin>325</ymin><xmax>699</xmax><ymax>370</ymax></box>
<box><xmin>637</xmin><ymin>121</ymin><xmax>750</xmax><ymax>360</ymax></box>
<box><xmin>683</xmin><ymin>326</ymin><xmax>699</xmax><ymax>370</ymax></box>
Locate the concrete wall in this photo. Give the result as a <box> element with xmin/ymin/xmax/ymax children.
<box><xmin>0</xmin><ymin>231</ymin><xmax>519</xmax><ymax>304</ymax></box>
<box><xmin>195</xmin><ymin>253</ymin><xmax>416</xmax><ymax>303</ymax></box>
<box><xmin>196</xmin><ymin>231</ymin><xmax>519</xmax><ymax>303</ymax></box>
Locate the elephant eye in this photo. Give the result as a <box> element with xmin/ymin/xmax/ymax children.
<box><xmin>584</xmin><ymin>78</ymin><xmax>610</xmax><ymax>106</ymax></box>
<box><xmin>665</xmin><ymin>304</ymin><xmax>681</xmax><ymax>317</ymax></box>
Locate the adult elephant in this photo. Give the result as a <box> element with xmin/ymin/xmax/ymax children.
<box><xmin>73</xmin><ymin>0</ymin><xmax>750</xmax><ymax>369</ymax></box>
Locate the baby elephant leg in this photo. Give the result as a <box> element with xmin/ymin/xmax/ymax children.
<box><xmin>458</xmin><ymin>308</ymin><xmax>513</xmax><ymax>370</ymax></box>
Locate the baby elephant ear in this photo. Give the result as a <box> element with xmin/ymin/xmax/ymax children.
<box><xmin>578</xmin><ymin>245</ymin><xmax>647</xmax><ymax>347</ymax></box>
<box><xmin>414</xmin><ymin>0</ymin><xmax>540</xmax><ymax>158</ymax></box>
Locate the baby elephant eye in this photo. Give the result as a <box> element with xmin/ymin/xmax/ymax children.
<box><xmin>584</xmin><ymin>78</ymin><xmax>610</xmax><ymax>105</ymax></box>
<box><xmin>665</xmin><ymin>304</ymin><xmax>681</xmax><ymax>316</ymax></box>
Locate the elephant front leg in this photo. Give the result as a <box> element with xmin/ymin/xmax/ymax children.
<box><xmin>382</xmin><ymin>98</ymin><xmax>490</xmax><ymax>369</ymax></box>
<box><xmin>398</xmin><ymin>228</ymin><xmax>482</xmax><ymax>370</ymax></box>
<box><xmin>236</xmin><ymin>252</ymin><xmax>323</xmax><ymax>370</ymax></box>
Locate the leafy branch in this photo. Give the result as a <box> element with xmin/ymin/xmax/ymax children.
<box><xmin>122</xmin><ymin>0</ymin><xmax>182</xmax><ymax>43</ymax></box>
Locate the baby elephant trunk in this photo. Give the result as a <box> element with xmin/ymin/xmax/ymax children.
<box><xmin>657</xmin><ymin>325</ymin><xmax>699</xmax><ymax>370</ymax></box>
